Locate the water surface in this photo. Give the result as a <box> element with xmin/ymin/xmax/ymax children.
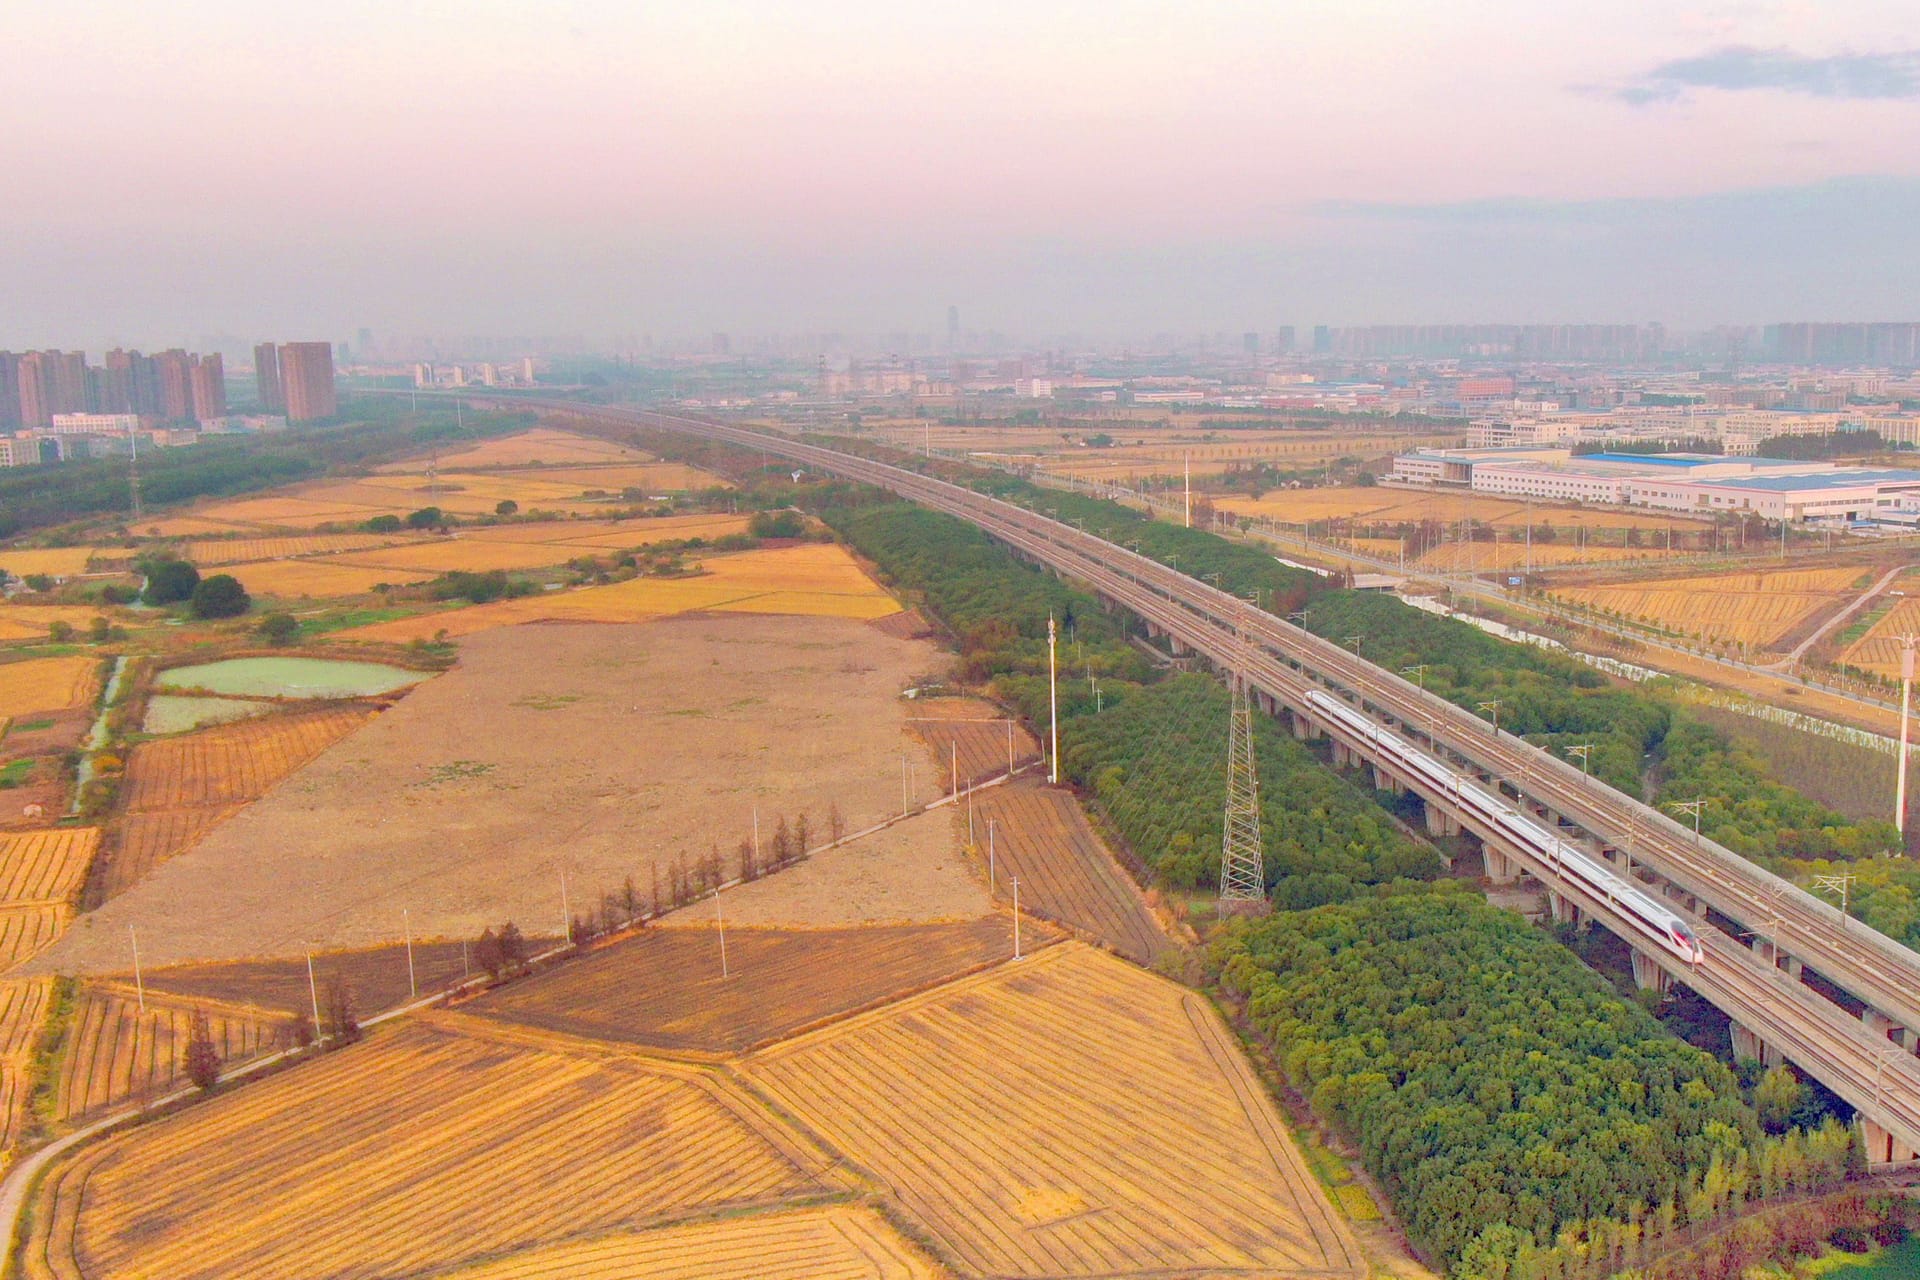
<box><xmin>157</xmin><ymin>657</ymin><xmax>425</xmax><ymax>699</ymax></box>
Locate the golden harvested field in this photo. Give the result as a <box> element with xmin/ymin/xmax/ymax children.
<box><xmin>132</xmin><ymin>514</ymin><xmax>256</xmax><ymax>538</ymax></box>
<box><xmin>1843</xmin><ymin>594</ymin><xmax>1920</xmax><ymax>678</ymax></box>
<box><xmin>0</xmin><ymin>904</ymin><xmax>71</xmax><ymax>970</ymax></box>
<box><xmin>1555</xmin><ymin>566</ymin><xmax>1865</xmax><ymax>649</ymax></box>
<box><xmin>54</xmin><ymin>986</ymin><xmax>288</xmax><ymax>1122</ymax></box>
<box><xmin>0</xmin><ymin>607</ymin><xmax>120</xmax><ymax>645</ymax></box>
<box><xmin>0</xmin><ymin>828</ymin><xmax>98</xmax><ymax>904</ymax></box>
<box><xmin>31</xmin><ymin>618</ymin><xmax>967</xmax><ymax>973</ymax></box>
<box><xmin>324</xmin><ymin>538</ymin><xmax>595</xmax><ymax>574</ymax></box>
<box><xmin>340</xmin><ymin>542</ymin><xmax>900</xmax><ymax>642</ymax></box>
<box><xmin>0</xmin><ymin>656</ymin><xmax>100</xmax><ymax>718</ymax></box>
<box><xmin>434</xmin><ymin>1205</ymin><xmax>941</xmax><ymax>1280</ymax></box>
<box><xmin>906</xmin><ymin>696</ymin><xmax>1040</xmax><ymax>789</ymax></box>
<box><xmin>0</xmin><ymin>978</ymin><xmax>51</xmax><ymax>1058</ymax></box>
<box><xmin>493</xmin><ymin>461</ymin><xmax>725</xmax><ymax>491</ymax></box>
<box><xmin>453</xmin><ymin>512</ymin><xmax>750</xmax><ymax>547</ymax></box>
<box><xmin>226</xmin><ymin>558</ymin><xmax>432</xmax><ymax>598</ymax></box>
<box><xmin>472</xmin><ymin>917</ymin><xmax>1021</xmax><ymax>1057</ymax></box>
<box><xmin>1043</xmin><ymin>434</ymin><xmax>1448</xmax><ymax>481</ymax></box>
<box><xmin>122</xmin><ymin>706</ymin><xmax>375</xmax><ymax>813</ymax></box>
<box><xmin>0</xmin><ymin>547</ymin><xmax>99</xmax><ymax>577</ymax></box>
<box><xmin>0</xmin><ymin>976</ymin><xmax>47</xmax><ymax>1144</ymax></box>
<box><xmin>102</xmin><ymin>807</ymin><xmax>243</xmax><ymax>901</ymax></box>
<box><xmin>140</xmin><ymin>941</ymin><xmax>495</xmax><ymax>1020</ymax></box>
<box><xmin>745</xmin><ymin>942</ymin><xmax>1364</xmax><ymax>1279</ymax></box>
<box><xmin>181</xmin><ymin>533</ymin><xmax>419</xmax><ymax>565</ymax></box>
<box><xmin>188</xmin><ymin>495</ymin><xmax>389</xmax><ymax>528</ymax></box>
<box><xmin>27</xmin><ymin>1018</ymin><xmax>838</xmax><ymax>1280</ymax></box>
<box><xmin>378</xmin><ymin>428</ymin><xmax>653</xmax><ymax>472</ymax></box>
<box><xmin>1217</xmin><ymin>488</ymin><xmax>1706</xmax><ymax>531</ymax></box>
<box><xmin>974</xmin><ymin>782</ymin><xmax>1168</xmax><ymax>965</ymax></box>
<box><xmin>1414</xmin><ymin>541</ymin><xmax>1675</xmax><ymax>572</ymax></box>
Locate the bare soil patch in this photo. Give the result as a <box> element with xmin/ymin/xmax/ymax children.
<box><xmin>469</xmin><ymin>916</ymin><xmax>1023</xmax><ymax>1055</ymax></box>
<box><xmin>29</xmin><ymin>615</ymin><xmax>964</xmax><ymax>974</ymax></box>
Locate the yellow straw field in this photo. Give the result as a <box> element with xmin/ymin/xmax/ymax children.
<box><xmin>744</xmin><ymin>943</ymin><xmax>1364</xmax><ymax>1279</ymax></box>
<box><xmin>1555</xmin><ymin>566</ymin><xmax>1865</xmax><ymax>649</ymax></box>
<box><xmin>182</xmin><ymin>534</ymin><xmax>420</xmax><ymax>566</ymax></box>
<box><xmin>323</xmin><ymin>540</ymin><xmax>598</xmax><ymax>575</ymax></box>
<box><xmin>0</xmin><ymin>904</ymin><xmax>72</xmax><ymax>971</ymax></box>
<box><xmin>1840</xmin><ymin>593</ymin><xmax>1920</xmax><ymax>678</ymax></box>
<box><xmin>339</xmin><ymin>542</ymin><xmax>899</xmax><ymax>642</ymax></box>
<box><xmin>0</xmin><ymin>607</ymin><xmax>121</xmax><ymax>644</ymax></box>
<box><xmin>226</xmin><ymin>558</ymin><xmax>431</xmax><ymax>598</ymax></box>
<box><xmin>0</xmin><ymin>548</ymin><xmax>99</xmax><ymax>578</ymax></box>
<box><xmin>0</xmin><ymin>978</ymin><xmax>50</xmax><ymax>1145</ymax></box>
<box><xmin>26</xmin><ymin>1019</ymin><xmax>838</xmax><ymax>1280</ymax></box>
<box><xmin>1217</xmin><ymin>488</ymin><xmax>1705</xmax><ymax>531</ymax></box>
<box><xmin>0</xmin><ymin>656</ymin><xmax>100</xmax><ymax>718</ymax></box>
<box><xmin>377</xmin><ymin>428</ymin><xmax>652</xmax><ymax>471</ymax></box>
<box><xmin>0</xmin><ymin>828</ymin><xmax>98</xmax><ymax>904</ymax></box>
<box><xmin>433</xmin><ymin>1205</ymin><xmax>942</xmax><ymax>1280</ymax></box>
<box><xmin>54</xmin><ymin>986</ymin><xmax>288</xmax><ymax>1122</ymax></box>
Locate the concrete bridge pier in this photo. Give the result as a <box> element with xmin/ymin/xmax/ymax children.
<box><xmin>1859</xmin><ymin>1117</ymin><xmax>1920</xmax><ymax>1166</ymax></box>
<box><xmin>1547</xmin><ymin>891</ymin><xmax>1581</xmax><ymax>926</ymax></box>
<box><xmin>1286</xmin><ymin>710</ymin><xmax>1319</xmax><ymax>741</ymax></box>
<box><xmin>1630</xmin><ymin>948</ymin><xmax>1672</xmax><ymax>994</ymax></box>
<box><xmin>1483</xmin><ymin>847</ymin><xmax>1521</xmax><ymax>885</ymax></box>
<box><xmin>1729</xmin><ymin>1021</ymin><xmax>1782</xmax><ymax>1067</ymax></box>
<box><xmin>1423</xmin><ymin>802</ymin><xmax>1459</xmax><ymax>839</ymax></box>
<box><xmin>1369</xmin><ymin>764</ymin><xmax>1404</xmax><ymax>795</ymax></box>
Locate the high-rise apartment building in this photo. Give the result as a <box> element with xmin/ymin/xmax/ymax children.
<box><xmin>253</xmin><ymin>342</ymin><xmax>284</xmax><ymax>412</ymax></box>
<box><xmin>0</xmin><ymin>353</ymin><xmax>19</xmax><ymax>431</ymax></box>
<box><xmin>279</xmin><ymin>342</ymin><xmax>338</xmax><ymax>422</ymax></box>
<box><xmin>153</xmin><ymin>349</ymin><xmax>195</xmax><ymax>420</ymax></box>
<box><xmin>190</xmin><ymin>353</ymin><xmax>226</xmax><ymax>420</ymax></box>
<box><xmin>16</xmin><ymin>352</ymin><xmax>52</xmax><ymax>428</ymax></box>
<box><xmin>48</xmin><ymin>351</ymin><xmax>89</xmax><ymax>413</ymax></box>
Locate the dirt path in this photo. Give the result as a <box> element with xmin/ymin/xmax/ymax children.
<box><xmin>1769</xmin><ymin>562</ymin><xmax>1909</xmax><ymax>670</ymax></box>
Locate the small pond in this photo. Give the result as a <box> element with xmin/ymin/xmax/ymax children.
<box><xmin>156</xmin><ymin>657</ymin><xmax>426</xmax><ymax>699</ymax></box>
<box><xmin>142</xmin><ymin>695</ymin><xmax>275</xmax><ymax>735</ymax></box>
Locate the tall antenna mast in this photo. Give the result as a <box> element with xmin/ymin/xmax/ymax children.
<box><xmin>128</xmin><ymin>428</ymin><xmax>143</xmax><ymax>522</ymax></box>
<box><xmin>1219</xmin><ymin>613</ymin><xmax>1267</xmax><ymax>913</ymax></box>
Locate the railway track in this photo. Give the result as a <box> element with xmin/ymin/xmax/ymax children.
<box><xmin>496</xmin><ymin>397</ymin><xmax>1920</xmax><ymax>1150</ymax></box>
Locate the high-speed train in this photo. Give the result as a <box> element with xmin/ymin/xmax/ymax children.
<box><xmin>1305</xmin><ymin>689</ymin><xmax>1706</xmax><ymax>967</ymax></box>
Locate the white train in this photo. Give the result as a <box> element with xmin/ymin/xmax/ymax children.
<box><xmin>1305</xmin><ymin>689</ymin><xmax>1706</xmax><ymax>967</ymax></box>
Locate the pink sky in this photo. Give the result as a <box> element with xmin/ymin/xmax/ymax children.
<box><xmin>4</xmin><ymin>1</ymin><xmax>1919</xmax><ymax>342</ymax></box>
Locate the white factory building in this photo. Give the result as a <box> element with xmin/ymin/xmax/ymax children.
<box><xmin>1388</xmin><ymin>447</ymin><xmax>1920</xmax><ymax>524</ymax></box>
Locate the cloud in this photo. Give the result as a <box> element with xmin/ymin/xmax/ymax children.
<box><xmin>1594</xmin><ymin>46</ymin><xmax>1920</xmax><ymax>105</ymax></box>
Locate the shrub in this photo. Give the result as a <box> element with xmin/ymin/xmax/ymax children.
<box><xmin>189</xmin><ymin>573</ymin><xmax>251</xmax><ymax>618</ymax></box>
<box><xmin>142</xmin><ymin>557</ymin><xmax>200</xmax><ymax>605</ymax></box>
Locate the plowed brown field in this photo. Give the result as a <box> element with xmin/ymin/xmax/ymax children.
<box><xmin>470</xmin><ymin>917</ymin><xmax>1022</xmax><ymax>1056</ymax></box>
<box><xmin>745</xmin><ymin>943</ymin><xmax>1364</xmax><ymax>1279</ymax></box>
<box><xmin>122</xmin><ymin>706</ymin><xmax>374</xmax><ymax>812</ymax></box>
<box><xmin>906</xmin><ymin>697</ymin><xmax>1039</xmax><ymax>790</ymax></box>
<box><xmin>139</xmin><ymin>941</ymin><xmax>496</xmax><ymax>1020</ymax></box>
<box><xmin>25</xmin><ymin>1019</ymin><xmax>837</xmax><ymax>1280</ymax></box>
<box><xmin>973</xmin><ymin>782</ymin><xmax>1168</xmax><ymax>965</ymax></box>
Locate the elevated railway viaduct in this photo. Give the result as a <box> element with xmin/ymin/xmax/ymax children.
<box><xmin>491</xmin><ymin>397</ymin><xmax>1920</xmax><ymax>1162</ymax></box>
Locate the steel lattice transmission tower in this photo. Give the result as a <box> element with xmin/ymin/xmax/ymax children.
<box><xmin>1219</xmin><ymin>672</ymin><xmax>1267</xmax><ymax>911</ymax></box>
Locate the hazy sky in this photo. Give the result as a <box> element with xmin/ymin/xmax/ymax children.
<box><xmin>5</xmin><ymin>1</ymin><xmax>1919</xmax><ymax>346</ymax></box>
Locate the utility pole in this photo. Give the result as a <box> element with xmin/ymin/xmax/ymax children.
<box><xmin>127</xmin><ymin>430</ymin><xmax>143</xmax><ymax>522</ymax></box>
<box><xmin>1219</xmin><ymin>625</ymin><xmax>1267</xmax><ymax>914</ymax></box>
<box><xmin>129</xmin><ymin>926</ymin><xmax>145</xmax><ymax>1015</ymax></box>
<box><xmin>1048</xmin><ymin>614</ymin><xmax>1059</xmax><ymax>784</ymax></box>
<box><xmin>1184</xmin><ymin>454</ymin><xmax>1191</xmax><ymax>529</ymax></box>
<box><xmin>1899</xmin><ymin>638</ymin><xmax>1916</xmax><ymax>836</ymax></box>
<box><xmin>560</xmin><ymin>866</ymin><xmax>571</xmax><ymax>944</ymax></box>
<box><xmin>1011</xmin><ymin>876</ymin><xmax>1023</xmax><ymax>960</ymax></box>
<box><xmin>403</xmin><ymin>909</ymin><xmax>417</xmax><ymax>1000</ymax></box>
<box><xmin>714</xmin><ymin>886</ymin><xmax>729</xmax><ymax>977</ymax></box>
<box><xmin>988</xmin><ymin>818</ymin><xmax>997</xmax><ymax>891</ymax></box>
<box><xmin>306</xmin><ymin>951</ymin><xmax>322</xmax><ymax>1037</ymax></box>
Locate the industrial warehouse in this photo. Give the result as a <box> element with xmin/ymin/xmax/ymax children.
<box><xmin>1388</xmin><ymin>446</ymin><xmax>1920</xmax><ymax>526</ymax></box>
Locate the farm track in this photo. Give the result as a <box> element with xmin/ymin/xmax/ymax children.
<box><xmin>973</xmin><ymin>782</ymin><xmax>1168</xmax><ymax>966</ymax></box>
<box><xmin>468</xmin><ymin>917</ymin><xmax>1022</xmax><ymax>1057</ymax></box>
<box><xmin>28</xmin><ymin>1019</ymin><xmax>834</xmax><ymax>1280</ymax></box>
<box><xmin>745</xmin><ymin>943</ymin><xmax>1365</xmax><ymax>1279</ymax></box>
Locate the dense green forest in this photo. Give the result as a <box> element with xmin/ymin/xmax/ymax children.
<box><xmin>1214</xmin><ymin>891</ymin><xmax>1857</xmax><ymax>1278</ymax></box>
<box><xmin>0</xmin><ymin>400</ymin><xmax>535</xmax><ymax>540</ymax></box>
<box><xmin>1056</xmin><ymin>673</ymin><xmax>1441</xmax><ymax>897</ymax></box>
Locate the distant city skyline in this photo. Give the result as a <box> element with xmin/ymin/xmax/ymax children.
<box><xmin>3</xmin><ymin>2</ymin><xmax>1917</xmax><ymax>344</ymax></box>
